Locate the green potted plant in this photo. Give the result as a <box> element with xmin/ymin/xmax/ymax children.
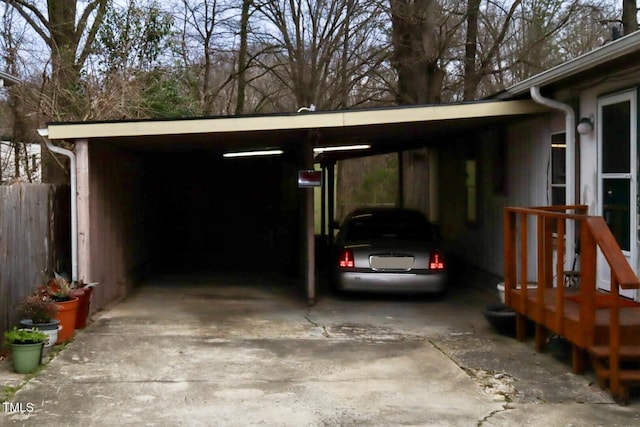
<box><xmin>4</xmin><ymin>327</ymin><xmax>47</xmax><ymax>374</ymax></box>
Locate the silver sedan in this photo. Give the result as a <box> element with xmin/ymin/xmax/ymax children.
<box><xmin>332</xmin><ymin>207</ymin><xmax>447</xmax><ymax>295</ymax></box>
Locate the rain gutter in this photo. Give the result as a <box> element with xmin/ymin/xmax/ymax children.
<box><xmin>530</xmin><ymin>86</ymin><xmax>576</xmax><ymax>267</ymax></box>
<box><xmin>38</xmin><ymin>129</ymin><xmax>78</xmax><ymax>283</ymax></box>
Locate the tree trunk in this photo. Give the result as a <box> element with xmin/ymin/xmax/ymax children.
<box><xmin>48</xmin><ymin>0</ymin><xmax>83</xmax><ymax>119</ymax></box>
<box><xmin>389</xmin><ymin>0</ymin><xmax>444</xmax><ymax>105</ymax></box>
<box><xmin>463</xmin><ymin>0</ymin><xmax>481</xmax><ymax>101</ymax></box>
<box><xmin>235</xmin><ymin>0</ymin><xmax>250</xmax><ymax>115</ymax></box>
<box><xmin>622</xmin><ymin>0</ymin><xmax>638</xmax><ymax>35</ymax></box>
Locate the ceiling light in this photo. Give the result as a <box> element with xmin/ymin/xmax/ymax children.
<box><xmin>313</xmin><ymin>144</ymin><xmax>370</xmax><ymax>153</ymax></box>
<box><xmin>223</xmin><ymin>149</ymin><xmax>284</xmax><ymax>158</ymax></box>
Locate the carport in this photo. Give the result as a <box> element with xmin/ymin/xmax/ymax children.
<box><xmin>39</xmin><ymin>99</ymin><xmax>548</xmax><ymax>309</ymax></box>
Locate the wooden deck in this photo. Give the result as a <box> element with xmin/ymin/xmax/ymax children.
<box><xmin>509</xmin><ymin>288</ymin><xmax>640</xmax><ymax>347</ymax></box>
<box><xmin>504</xmin><ymin>205</ymin><xmax>640</xmax><ymax>404</ymax></box>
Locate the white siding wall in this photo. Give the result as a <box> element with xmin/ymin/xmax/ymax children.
<box><xmin>574</xmin><ymin>80</ymin><xmax>640</xmax><ymax>282</ymax></box>
<box><xmin>575</xmin><ymin>81</ymin><xmax>640</xmax><ymax>216</ymax></box>
<box><xmin>448</xmin><ymin>117</ymin><xmax>553</xmax><ymax>277</ymax></box>
<box><xmin>469</xmin><ymin>77</ymin><xmax>640</xmax><ymax>279</ymax></box>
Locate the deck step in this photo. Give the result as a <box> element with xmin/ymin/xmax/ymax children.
<box><xmin>588</xmin><ymin>345</ymin><xmax>640</xmax><ymax>360</ymax></box>
<box><xmin>619</xmin><ymin>370</ymin><xmax>640</xmax><ymax>382</ymax></box>
<box><xmin>590</xmin><ymin>368</ymin><xmax>640</xmax><ymax>382</ymax></box>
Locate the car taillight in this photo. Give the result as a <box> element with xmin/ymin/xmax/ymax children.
<box><xmin>429</xmin><ymin>250</ymin><xmax>445</xmax><ymax>270</ymax></box>
<box><xmin>339</xmin><ymin>249</ymin><xmax>354</xmax><ymax>268</ymax></box>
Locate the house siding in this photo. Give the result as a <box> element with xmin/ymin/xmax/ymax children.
<box><xmin>439</xmin><ymin>118</ymin><xmax>551</xmax><ymax>278</ymax></box>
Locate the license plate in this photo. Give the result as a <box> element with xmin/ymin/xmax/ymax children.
<box><xmin>370</xmin><ymin>256</ymin><xmax>414</xmax><ymax>270</ymax></box>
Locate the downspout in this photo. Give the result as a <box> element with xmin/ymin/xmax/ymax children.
<box><xmin>38</xmin><ymin>129</ymin><xmax>78</xmax><ymax>284</ymax></box>
<box><xmin>530</xmin><ymin>87</ymin><xmax>576</xmax><ymax>268</ymax></box>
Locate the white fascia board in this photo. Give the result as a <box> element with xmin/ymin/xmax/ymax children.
<box><xmin>342</xmin><ymin>100</ymin><xmax>547</xmax><ymax>126</ymax></box>
<box><xmin>45</xmin><ymin>99</ymin><xmax>548</xmax><ymax>141</ymax></box>
<box><xmin>47</xmin><ymin>114</ymin><xmax>343</xmax><ymax>140</ymax></box>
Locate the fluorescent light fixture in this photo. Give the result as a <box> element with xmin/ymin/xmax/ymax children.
<box><xmin>313</xmin><ymin>144</ymin><xmax>370</xmax><ymax>153</ymax></box>
<box><xmin>223</xmin><ymin>149</ymin><xmax>284</xmax><ymax>158</ymax></box>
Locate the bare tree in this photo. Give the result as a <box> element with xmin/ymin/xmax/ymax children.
<box><xmin>178</xmin><ymin>0</ymin><xmax>239</xmax><ymax>115</ymax></box>
<box><xmin>0</xmin><ymin>4</ymin><xmax>39</xmax><ymax>183</ymax></box>
<box><xmin>1</xmin><ymin>0</ymin><xmax>108</xmax><ymax>120</ymax></box>
<box><xmin>462</xmin><ymin>0</ymin><xmax>523</xmax><ymax>100</ymax></box>
<box><xmin>388</xmin><ymin>0</ymin><xmax>466</xmax><ymax>105</ymax></box>
<box><xmin>253</xmin><ymin>0</ymin><xmax>389</xmax><ymax>111</ymax></box>
<box><xmin>391</xmin><ymin>0</ymin><xmax>605</xmax><ymax>103</ymax></box>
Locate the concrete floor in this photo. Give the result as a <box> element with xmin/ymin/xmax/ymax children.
<box><xmin>2</xmin><ymin>265</ymin><xmax>640</xmax><ymax>426</ymax></box>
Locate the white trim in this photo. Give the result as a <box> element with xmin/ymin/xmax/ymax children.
<box><xmin>44</xmin><ymin>100</ymin><xmax>549</xmax><ymax>141</ymax></box>
<box><xmin>596</xmin><ymin>88</ymin><xmax>638</xmax><ymax>299</ymax></box>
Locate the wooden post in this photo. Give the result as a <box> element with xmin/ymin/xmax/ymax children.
<box><xmin>397</xmin><ymin>151</ymin><xmax>404</xmax><ymax>208</ymax></box>
<box><xmin>503</xmin><ymin>210</ymin><xmax>516</xmax><ymax>306</ymax></box>
<box><xmin>303</xmin><ymin>140</ymin><xmax>316</xmax><ymax>306</ymax></box>
<box><xmin>327</xmin><ymin>162</ymin><xmax>335</xmax><ymax>247</ymax></box>
<box><xmin>534</xmin><ymin>215</ymin><xmax>546</xmax><ymax>352</ymax></box>
<box><xmin>579</xmin><ymin>220</ymin><xmax>596</xmax><ymax>348</ymax></box>
<box><xmin>555</xmin><ymin>218</ymin><xmax>565</xmax><ymax>334</ymax></box>
<box><xmin>609</xmin><ymin>273</ymin><xmax>621</xmax><ymax>398</ymax></box>
<box><xmin>75</xmin><ymin>140</ymin><xmax>91</xmax><ymax>284</ymax></box>
<box><xmin>519</xmin><ymin>213</ymin><xmax>529</xmax><ymax>313</ymax></box>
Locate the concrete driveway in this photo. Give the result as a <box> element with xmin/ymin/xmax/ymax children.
<box><xmin>2</xmin><ymin>267</ymin><xmax>640</xmax><ymax>426</ymax></box>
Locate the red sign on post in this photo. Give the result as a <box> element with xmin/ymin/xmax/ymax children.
<box><xmin>298</xmin><ymin>170</ymin><xmax>322</xmax><ymax>187</ymax></box>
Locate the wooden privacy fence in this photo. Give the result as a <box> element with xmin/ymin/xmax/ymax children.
<box><xmin>0</xmin><ymin>183</ymin><xmax>70</xmax><ymax>349</ymax></box>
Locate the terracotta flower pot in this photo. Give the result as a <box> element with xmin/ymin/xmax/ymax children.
<box><xmin>55</xmin><ymin>297</ymin><xmax>79</xmax><ymax>344</ymax></box>
<box><xmin>71</xmin><ymin>287</ymin><xmax>93</xmax><ymax>329</ymax></box>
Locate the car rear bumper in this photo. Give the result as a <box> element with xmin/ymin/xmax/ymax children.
<box><xmin>336</xmin><ymin>271</ymin><xmax>447</xmax><ymax>294</ymax></box>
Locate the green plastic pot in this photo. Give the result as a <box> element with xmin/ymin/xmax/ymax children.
<box><xmin>11</xmin><ymin>342</ymin><xmax>44</xmax><ymax>374</ymax></box>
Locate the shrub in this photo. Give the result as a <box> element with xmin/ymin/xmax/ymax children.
<box><xmin>17</xmin><ymin>293</ymin><xmax>59</xmax><ymax>323</ymax></box>
<box><xmin>4</xmin><ymin>327</ymin><xmax>47</xmax><ymax>345</ymax></box>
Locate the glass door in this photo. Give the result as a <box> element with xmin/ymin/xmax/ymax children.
<box><xmin>597</xmin><ymin>89</ymin><xmax>637</xmax><ymax>299</ymax></box>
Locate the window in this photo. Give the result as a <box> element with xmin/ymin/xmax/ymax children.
<box><xmin>551</xmin><ymin>133</ymin><xmax>566</xmax><ymax>206</ymax></box>
<box><xmin>600</xmin><ymin>97</ymin><xmax>632</xmax><ymax>252</ymax></box>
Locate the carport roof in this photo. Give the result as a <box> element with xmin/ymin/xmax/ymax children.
<box><xmin>44</xmin><ymin>99</ymin><xmax>549</xmax><ymax>162</ymax></box>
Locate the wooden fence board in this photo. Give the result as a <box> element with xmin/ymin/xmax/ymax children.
<box><xmin>0</xmin><ymin>183</ymin><xmax>70</xmax><ymax>348</ymax></box>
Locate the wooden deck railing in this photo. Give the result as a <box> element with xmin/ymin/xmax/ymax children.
<box><xmin>503</xmin><ymin>205</ymin><xmax>640</xmax><ymax>400</ymax></box>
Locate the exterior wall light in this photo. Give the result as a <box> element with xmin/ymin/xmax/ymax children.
<box><xmin>576</xmin><ymin>117</ymin><xmax>594</xmax><ymax>135</ymax></box>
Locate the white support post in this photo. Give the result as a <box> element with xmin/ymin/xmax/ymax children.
<box><xmin>75</xmin><ymin>140</ymin><xmax>92</xmax><ymax>284</ymax></box>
